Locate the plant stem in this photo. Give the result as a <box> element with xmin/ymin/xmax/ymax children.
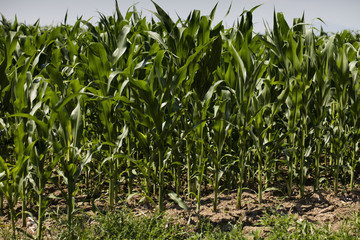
<box><xmin>236</xmin><ymin>153</ymin><xmax>245</xmax><ymax>209</ymax></box>
<box><xmin>196</xmin><ymin>121</ymin><xmax>204</xmax><ymax>213</ymax></box>
<box><xmin>8</xmin><ymin>197</ymin><xmax>16</xmax><ymax>239</ymax></box>
<box><xmin>350</xmin><ymin>137</ymin><xmax>357</xmax><ymax>190</ymax></box>
<box><xmin>257</xmin><ymin>153</ymin><xmax>263</xmax><ymax>204</ymax></box>
<box><xmin>22</xmin><ymin>186</ymin><xmax>26</xmax><ymax>227</ymax></box>
<box><xmin>0</xmin><ymin>192</ymin><xmax>3</xmax><ymax>215</ymax></box>
<box><xmin>287</xmin><ymin>153</ymin><xmax>293</xmax><ymax>197</ymax></box>
<box><xmin>213</xmin><ymin>159</ymin><xmax>219</xmax><ymax>212</ymax></box>
<box><xmin>299</xmin><ymin>130</ymin><xmax>305</xmax><ymax>198</ymax></box>
<box><xmin>109</xmin><ymin>162</ymin><xmax>115</xmax><ymax>209</ymax></box>
<box><xmin>127</xmin><ymin>134</ymin><xmax>133</xmax><ymax>195</ymax></box>
<box><xmin>186</xmin><ymin>139</ymin><xmax>192</xmax><ymax>197</ymax></box>
<box><xmin>314</xmin><ymin>139</ymin><xmax>320</xmax><ymax>192</ymax></box>
<box><xmin>37</xmin><ymin>193</ymin><xmax>43</xmax><ymax>240</ymax></box>
<box><xmin>158</xmin><ymin>150</ymin><xmax>164</xmax><ymax>212</ymax></box>
<box><xmin>67</xmin><ymin>180</ymin><xmax>74</xmax><ymax>238</ymax></box>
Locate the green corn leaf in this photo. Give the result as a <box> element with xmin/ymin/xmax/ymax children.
<box><xmin>70</xmin><ymin>102</ymin><xmax>83</xmax><ymax>149</ymax></box>
<box><xmin>151</xmin><ymin>1</ymin><xmax>174</xmax><ymax>33</ymax></box>
<box><xmin>202</xmin><ymin>80</ymin><xmax>223</xmax><ymax>106</ymax></box>
<box><xmin>147</xmin><ymin>31</ymin><xmax>167</xmax><ymax>49</ymax></box>
<box><xmin>168</xmin><ymin>192</ymin><xmax>189</xmax><ymax>213</ymax></box>
<box><xmin>198</xmin><ymin>16</ymin><xmax>210</xmax><ymax>45</ymax></box>
<box><xmin>0</xmin><ymin>156</ymin><xmax>9</xmax><ymax>178</ymax></box>
<box><xmin>0</xmin><ymin>171</ymin><xmax>6</xmax><ymax>182</ymax></box>
<box><xmin>112</xmin><ymin>25</ymin><xmax>131</xmax><ymax>65</ymax></box>
<box><xmin>8</xmin><ymin>113</ymin><xmax>48</xmax><ymax>134</ymax></box>
<box><xmin>229</xmin><ymin>43</ymin><xmax>247</xmax><ymax>81</ymax></box>
<box><xmin>209</xmin><ymin>3</ymin><xmax>218</xmax><ymax>22</ymax></box>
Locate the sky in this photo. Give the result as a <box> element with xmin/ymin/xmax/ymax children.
<box><xmin>1</xmin><ymin>0</ymin><xmax>360</xmax><ymax>33</ymax></box>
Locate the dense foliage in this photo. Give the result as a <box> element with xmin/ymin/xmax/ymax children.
<box><xmin>1</xmin><ymin>1</ymin><xmax>360</xmax><ymax>238</ymax></box>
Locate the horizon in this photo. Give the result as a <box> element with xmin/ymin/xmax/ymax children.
<box><xmin>1</xmin><ymin>0</ymin><xmax>360</xmax><ymax>34</ymax></box>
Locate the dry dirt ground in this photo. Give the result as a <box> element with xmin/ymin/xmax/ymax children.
<box><xmin>1</xmin><ymin>185</ymin><xmax>360</xmax><ymax>238</ymax></box>
<box><xmin>163</xmin><ymin>187</ymin><xmax>360</xmax><ymax>236</ymax></box>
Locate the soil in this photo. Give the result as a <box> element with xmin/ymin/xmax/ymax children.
<box><xmin>1</xmin><ymin>185</ymin><xmax>360</xmax><ymax>239</ymax></box>
<box><xmin>158</xmin><ymin>186</ymin><xmax>360</xmax><ymax>237</ymax></box>
<box><xmin>163</xmin><ymin>187</ymin><xmax>360</xmax><ymax>236</ymax></box>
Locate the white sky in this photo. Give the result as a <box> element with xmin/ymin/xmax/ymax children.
<box><xmin>1</xmin><ymin>0</ymin><xmax>360</xmax><ymax>33</ymax></box>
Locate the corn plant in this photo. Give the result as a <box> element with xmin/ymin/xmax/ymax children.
<box><xmin>2</xmin><ymin>2</ymin><xmax>360</xmax><ymax>239</ymax></box>
<box><xmin>211</xmin><ymin>88</ymin><xmax>231</xmax><ymax>211</ymax></box>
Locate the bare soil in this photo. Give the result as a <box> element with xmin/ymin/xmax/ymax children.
<box><xmin>163</xmin><ymin>187</ymin><xmax>360</xmax><ymax>236</ymax></box>
<box><xmin>1</xmin><ymin>185</ymin><xmax>360</xmax><ymax>239</ymax></box>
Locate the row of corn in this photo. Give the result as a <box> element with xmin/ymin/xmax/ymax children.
<box><xmin>1</xmin><ymin>2</ymin><xmax>360</xmax><ymax>239</ymax></box>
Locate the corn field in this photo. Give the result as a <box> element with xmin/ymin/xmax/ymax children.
<box><xmin>1</xmin><ymin>1</ymin><xmax>360</xmax><ymax>239</ymax></box>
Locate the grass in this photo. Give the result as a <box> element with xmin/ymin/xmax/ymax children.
<box><xmin>10</xmin><ymin>207</ymin><xmax>354</xmax><ymax>240</ymax></box>
<box><xmin>54</xmin><ymin>208</ymin><xmax>190</xmax><ymax>240</ymax></box>
<box><xmin>260</xmin><ymin>210</ymin><xmax>360</xmax><ymax>240</ymax></box>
